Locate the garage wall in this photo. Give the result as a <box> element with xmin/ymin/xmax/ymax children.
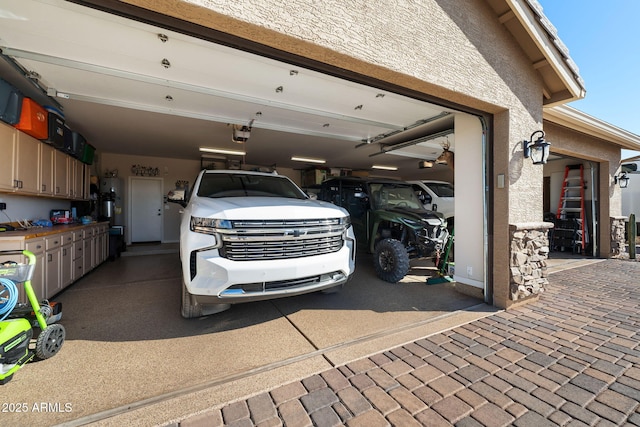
<box><xmin>100</xmin><ymin>152</ymin><xmax>304</xmax><ymax>243</ymax></box>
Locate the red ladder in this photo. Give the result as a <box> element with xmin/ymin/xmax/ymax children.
<box><xmin>556</xmin><ymin>164</ymin><xmax>586</xmax><ymax>253</ymax></box>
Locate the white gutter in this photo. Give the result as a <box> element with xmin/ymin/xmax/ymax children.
<box><xmin>544</xmin><ymin>105</ymin><xmax>640</xmax><ymax>151</ymax></box>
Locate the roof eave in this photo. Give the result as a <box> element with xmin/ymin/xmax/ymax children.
<box><xmin>544</xmin><ymin>105</ymin><xmax>640</xmax><ymax>150</ymax></box>
<box><xmin>505</xmin><ymin>0</ymin><xmax>586</xmax><ymax>105</ymax></box>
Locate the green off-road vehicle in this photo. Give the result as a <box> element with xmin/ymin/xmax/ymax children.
<box><xmin>319</xmin><ymin>176</ymin><xmax>449</xmax><ymax>283</ymax></box>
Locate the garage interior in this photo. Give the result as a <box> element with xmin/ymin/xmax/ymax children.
<box><xmin>0</xmin><ymin>1</ymin><xmax>498</xmax><ymax>424</ymax></box>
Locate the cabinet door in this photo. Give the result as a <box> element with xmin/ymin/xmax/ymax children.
<box><xmin>61</xmin><ymin>244</ymin><xmax>73</xmax><ymax>287</ymax></box>
<box><xmin>40</xmin><ymin>142</ymin><xmax>55</xmax><ymax>196</ymax></box>
<box><xmin>54</xmin><ymin>149</ymin><xmax>69</xmax><ymax>197</ymax></box>
<box><xmin>71</xmin><ymin>159</ymin><xmax>85</xmax><ymax>199</ymax></box>
<box><xmin>0</xmin><ymin>122</ymin><xmax>17</xmax><ymax>192</ymax></box>
<box><xmin>45</xmin><ymin>247</ymin><xmax>62</xmax><ymax>298</ymax></box>
<box><xmin>83</xmin><ymin>235</ymin><xmax>94</xmax><ymax>273</ymax></box>
<box><xmin>15</xmin><ymin>132</ymin><xmax>40</xmax><ymax>194</ymax></box>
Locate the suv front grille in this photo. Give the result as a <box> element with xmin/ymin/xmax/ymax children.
<box><xmin>219</xmin><ymin>218</ymin><xmax>346</xmax><ymax>261</ymax></box>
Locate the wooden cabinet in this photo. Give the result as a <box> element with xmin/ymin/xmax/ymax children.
<box><xmin>1</xmin><ymin>121</ymin><xmax>89</xmax><ymax>201</ymax></box>
<box><xmin>40</xmin><ymin>142</ymin><xmax>55</xmax><ymax>196</ymax></box>
<box><xmin>0</xmin><ymin>223</ymin><xmax>109</xmax><ymax>302</ymax></box>
<box><xmin>0</xmin><ymin>122</ymin><xmax>16</xmax><ymax>191</ymax></box>
<box><xmin>45</xmin><ymin>234</ymin><xmax>63</xmax><ymax>297</ymax></box>
<box><xmin>14</xmin><ymin>131</ymin><xmax>40</xmax><ymax>194</ymax></box>
<box><xmin>72</xmin><ymin>229</ymin><xmax>84</xmax><ymax>281</ymax></box>
<box><xmin>54</xmin><ymin>149</ymin><xmax>69</xmax><ymax>197</ymax></box>
<box><xmin>0</xmin><ymin>122</ymin><xmax>39</xmax><ymax>194</ymax></box>
<box><xmin>60</xmin><ymin>232</ymin><xmax>73</xmax><ymax>288</ymax></box>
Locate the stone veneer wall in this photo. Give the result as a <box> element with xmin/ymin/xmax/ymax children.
<box><xmin>610</xmin><ymin>216</ymin><xmax>627</xmax><ymax>256</ymax></box>
<box><xmin>509</xmin><ymin>222</ymin><xmax>554</xmax><ymax>301</ymax></box>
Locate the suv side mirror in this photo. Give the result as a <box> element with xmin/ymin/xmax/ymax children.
<box><xmin>417</xmin><ymin>191</ymin><xmax>431</xmax><ymax>205</ymax></box>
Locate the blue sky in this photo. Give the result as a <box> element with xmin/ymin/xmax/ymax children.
<box><xmin>537</xmin><ymin>0</ymin><xmax>640</xmax><ymax>156</ymax></box>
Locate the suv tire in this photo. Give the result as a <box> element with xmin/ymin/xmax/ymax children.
<box><xmin>373</xmin><ymin>238</ymin><xmax>410</xmax><ymax>283</ymax></box>
<box><xmin>181</xmin><ymin>280</ymin><xmax>203</xmax><ymax>319</ymax></box>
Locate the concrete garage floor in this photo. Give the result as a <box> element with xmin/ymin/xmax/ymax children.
<box><xmin>3</xmin><ymin>248</ymin><xmax>493</xmax><ymax>426</ymax></box>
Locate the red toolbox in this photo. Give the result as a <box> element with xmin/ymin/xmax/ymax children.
<box><xmin>15</xmin><ymin>97</ymin><xmax>48</xmax><ymax>139</ymax></box>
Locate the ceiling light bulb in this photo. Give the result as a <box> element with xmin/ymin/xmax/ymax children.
<box><xmin>291</xmin><ymin>156</ymin><xmax>326</xmax><ymax>164</ymax></box>
<box><xmin>200</xmin><ymin>147</ymin><xmax>246</xmax><ymax>156</ymax></box>
<box><xmin>372</xmin><ymin>165</ymin><xmax>398</xmax><ymax>171</ymax></box>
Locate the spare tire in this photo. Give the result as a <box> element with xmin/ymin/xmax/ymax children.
<box><xmin>373</xmin><ymin>238</ymin><xmax>410</xmax><ymax>283</ymax></box>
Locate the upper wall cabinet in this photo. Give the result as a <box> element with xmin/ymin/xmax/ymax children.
<box><xmin>0</xmin><ymin>121</ymin><xmax>88</xmax><ymax>201</ymax></box>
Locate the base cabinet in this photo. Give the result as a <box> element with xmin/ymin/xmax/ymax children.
<box><xmin>0</xmin><ymin>223</ymin><xmax>109</xmax><ymax>302</ymax></box>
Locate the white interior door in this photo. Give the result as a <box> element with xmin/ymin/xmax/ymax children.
<box><xmin>129</xmin><ymin>177</ymin><xmax>163</xmax><ymax>243</ymax></box>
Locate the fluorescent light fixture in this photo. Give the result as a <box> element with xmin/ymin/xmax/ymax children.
<box><xmin>291</xmin><ymin>156</ymin><xmax>326</xmax><ymax>164</ymax></box>
<box><xmin>199</xmin><ymin>147</ymin><xmax>246</xmax><ymax>156</ymax></box>
<box><xmin>371</xmin><ymin>165</ymin><xmax>398</xmax><ymax>171</ymax></box>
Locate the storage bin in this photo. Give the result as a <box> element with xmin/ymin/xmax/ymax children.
<box><xmin>44</xmin><ymin>106</ymin><xmax>65</xmax><ymax>148</ymax></box>
<box><xmin>0</xmin><ymin>78</ymin><xmax>23</xmax><ymax>125</ymax></box>
<box><xmin>81</xmin><ymin>142</ymin><xmax>95</xmax><ymax>165</ymax></box>
<box><xmin>14</xmin><ymin>98</ymin><xmax>48</xmax><ymax>139</ymax></box>
<box><xmin>63</xmin><ymin>127</ymin><xmax>86</xmax><ymax>158</ymax></box>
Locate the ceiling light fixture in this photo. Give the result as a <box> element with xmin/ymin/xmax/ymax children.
<box><xmin>291</xmin><ymin>156</ymin><xmax>326</xmax><ymax>164</ymax></box>
<box><xmin>371</xmin><ymin>165</ymin><xmax>398</xmax><ymax>171</ymax></box>
<box><xmin>199</xmin><ymin>147</ymin><xmax>246</xmax><ymax>156</ymax></box>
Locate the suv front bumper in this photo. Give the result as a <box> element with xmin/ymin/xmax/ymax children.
<box><xmin>184</xmin><ymin>240</ymin><xmax>355</xmax><ymax>304</ymax></box>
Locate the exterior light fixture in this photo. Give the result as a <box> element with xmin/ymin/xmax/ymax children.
<box><xmin>371</xmin><ymin>165</ymin><xmax>398</xmax><ymax>171</ymax></box>
<box><xmin>523</xmin><ymin>130</ymin><xmax>550</xmax><ymax>165</ymax></box>
<box><xmin>291</xmin><ymin>156</ymin><xmax>326</xmax><ymax>164</ymax></box>
<box><xmin>199</xmin><ymin>147</ymin><xmax>246</xmax><ymax>156</ymax></box>
<box><xmin>615</xmin><ymin>172</ymin><xmax>630</xmax><ymax>188</ymax></box>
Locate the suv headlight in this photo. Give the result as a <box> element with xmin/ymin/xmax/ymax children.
<box><xmin>339</xmin><ymin>215</ymin><xmax>351</xmax><ymax>228</ymax></box>
<box><xmin>190</xmin><ymin>217</ymin><xmax>232</xmax><ymax>235</ymax></box>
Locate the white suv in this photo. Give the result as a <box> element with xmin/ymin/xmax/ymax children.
<box><xmin>408</xmin><ymin>180</ymin><xmax>454</xmax><ymax>229</ymax></box>
<box><xmin>169</xmin><ymin>170</ymin><xmax>356</xmax><ymax>318</ymax></box>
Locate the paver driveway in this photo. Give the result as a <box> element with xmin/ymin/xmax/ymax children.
<box><xmin>175</xmin><ymin>258</ymin><xmax>640</xmax><ymax>426</ymax></box>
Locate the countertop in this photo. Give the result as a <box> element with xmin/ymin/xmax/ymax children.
<box><xmin>0</xmin><ymin>221</ymin><xmax>109</xmax><ymax>240</ymax></box>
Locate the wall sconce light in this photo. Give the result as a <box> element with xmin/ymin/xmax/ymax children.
<box><xmin>523</xmin><ymin>130</ymin><xmax>550</xmax><ymax>165</ymax></box>
<box><xmin>615</xmin><ymin>172</ymin><xmax>630</xmax><ymax>188</ymax></box>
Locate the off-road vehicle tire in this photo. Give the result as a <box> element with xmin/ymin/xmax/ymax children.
<box><xmin>373</xmin><ymin>238</ymin><xmax>410</xmax><ymax>283</ymax></box>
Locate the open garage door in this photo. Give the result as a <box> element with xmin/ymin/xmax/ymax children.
<box><xmin>0</xmin><ymin>0</ymin><xmax>488</xmax><ymax>295</ymax></box>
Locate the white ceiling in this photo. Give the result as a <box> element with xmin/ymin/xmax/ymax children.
<box><xmin>0</xmin><ymin>0</ymin><xmax>457</xmax><ymax>175</ymax></box>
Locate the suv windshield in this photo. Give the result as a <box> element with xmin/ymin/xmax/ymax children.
<box><xmin>370</xmin><ymin>183</ymin><xmax>422</xmax><ymax>210</ymax></box>
<box><xmin>425</xmin><ymin>182</ymin><xmax>454</xmax><ymax>197</ymax></box>
<box><xmin>197</xmin><ymin>173</ymin><xmax>307</xmax><ymax>199</ymax></box>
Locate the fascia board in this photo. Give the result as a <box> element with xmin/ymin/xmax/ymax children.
<box><xmin>505</xmin><ymin>0</ymin><xmax>585</xmax><ymax>102</ymax></box>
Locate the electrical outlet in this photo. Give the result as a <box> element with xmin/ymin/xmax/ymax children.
<box><xmin>467</xmin><ymin>266</ymin><xmax>473</xmax><ymax>276</ymax></box>
<box><xmin>0</xmin><ymin>202</ymin><xmax>6</xmax><ymax>210</ymax></box>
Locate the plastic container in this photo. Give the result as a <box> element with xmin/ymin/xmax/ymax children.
<box><xmin>0</xmin><ymin>78</ymin><xmax>23</xmax><ymax>125</ymax></box>
<box><xmin>14</xmin><ymin>98</ymin><xmax>48</xmax><ymax>139</ymax></box>
<box><xmin>81</xmin><ymin>142</ymin><xmax>95</xmax><ymax>165</ymax></box>
<box><xmin>44</xmin><ymin>106</ymin><xmax>65</xmax><ymax>148</ymax></box>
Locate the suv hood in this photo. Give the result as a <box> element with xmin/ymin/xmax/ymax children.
<box><xmin>190</xmin><ymin>196</ymin><xmax>348</xmax><ymax>220</ymax></box>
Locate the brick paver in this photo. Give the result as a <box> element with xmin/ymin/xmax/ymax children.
<box><xmin>174</xmin><ymin>259</ymin><xmax>640</xmax><ymax>426</ymax></box>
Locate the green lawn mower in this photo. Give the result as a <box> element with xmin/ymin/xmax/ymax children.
<box><xmin>0</xmin><ymin>250</ymin><xmax>65</xmax><ymax>385</ymax></box>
